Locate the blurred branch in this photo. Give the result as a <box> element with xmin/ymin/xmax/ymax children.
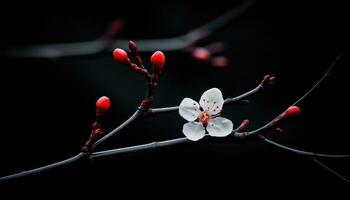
<box><xmin>1</xmin><ymin>0</ymin><xmax>255</xmax><ymax>58</ymax></box>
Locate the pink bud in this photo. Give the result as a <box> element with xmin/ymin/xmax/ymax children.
<box><xmin>238</xmin><ymin>119</ymin><xmax>250</xmax><ymax>130</ymax></box>
<box><xmin>192</xmin><ymin>47</ymin><xmax>211</xmax><ymax>62</ymax></box>
<box><xmin>211</xmin><ymin>56</ymin><xmax>229</xmax><ymax>67</ymax></box>
<box><xmin>113</xmin><ymin>48</ymin><xmax>128</xmax><ymax>63</ymax></box>
<box><xmin>96</xmin><ymin>96</ymin><xmax>111</xmax><ymax>112</ymax></box>
<box><xmin>151</xmin><ymin>51</ymin><xmax>165</xmax><ymax>74</ymax></box>
<box><xmin>261</xmin><ymin>75</ymin><xmax>275</xmax><ymax>85</ymax></box>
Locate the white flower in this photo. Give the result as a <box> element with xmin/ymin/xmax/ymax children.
<box><xmin>179</xmin><ymin>88</ymin><xmax>233</xmax><ymax>141</ymax></box>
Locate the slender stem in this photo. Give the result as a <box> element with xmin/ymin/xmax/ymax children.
<box><xmin>0</xmin><ymin>153</ymin><xmax>83</xmax><ymax>182</ymax></box>
<box><xmin>224</xmin><ymin>84</ymin><xmax>263</xmax><ymax>104</ymax></box>
<box><xmin>148</xmin><ymin>106</ymin><xmax>179</xmax><ymax>114</ymax></box>
<box><xmin>262</xmin><ymin>136</ymin><xmax>350</xmax><ymax>184</ymax></box>
<box><xmin>291</xmin><ymin>54</ymin><xmax>342</xmax><ymax>106</ymax></box>
<box><xmin>261</xmin><ymin>137</ymin><xmax>349</xmax><ymax>158</ymax></box>
<box><xmin>2</xmin><ymin>0</ymin><xmax>255</xmax><ymax>58</ymax></box>
<box><xmin>92</xmin><ymin>110</ymin><xmax>143</xmax><ymax>149</ymax></box>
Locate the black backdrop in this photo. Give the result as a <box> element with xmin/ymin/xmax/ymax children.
<box><xmin>0</xmin><ymin>0</ymin><xmax>349</xmax><ymax>195</ymax></box>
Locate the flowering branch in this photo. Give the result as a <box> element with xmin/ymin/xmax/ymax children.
<box><xmin>90</xmin><ymin>54</ymin><xmax>345</xmax><ymax>157</ymax></box>
<box><xmin>148</xmin><ymin>77</ymin><xmax>270</xmax><ymax>115</ymax></box>
<box><xmin>83</xmin><ymin>96</ymin><xmax>111</xmax><ymax>152</ymax></box>
<box><xmin>234</xmin><ymin>54</ymin><xmax>342</xmax><ymax>139</ymax></box>
<box><xmin>0</xmin><ymin>42</ymin><xmax>347</xmax><ymax>184</ymax></box>
<box><xmin>91</xmin><ymin>42</ymin><xmax>166</xmax><ymax>151</ymax></box>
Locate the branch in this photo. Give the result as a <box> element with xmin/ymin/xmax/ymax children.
<box><xmin>0</xmin><ymin>51</ymin><xmax>344</xmax><ymax>182</ymax></box>
<box><xmin>91</xmin><ymin>128</ymin><xmax>350</xmax><ymax>159</ymax></box>
<box><xmin>91</xmin><ymin>137</ymin><xmax>190</xmax><ymax>159</ymax></box>
<box><xmin>234</xmin><ymin>54</ymin><xmax>342</xmax><ymax>139</ymax></box>
<box><xmin>148</xmin><ymin>79</ymin><xmax>267</xmax><ymax>115</ymax></box>
<box><xmin>92</xmin><ymin>110</ymin><xmax>143</xmax><ymax>149</ymax></box>
<box><xmin>224</xmin><ymin>84</ymin><xmax>263</xmax><ymax>104</ymax></box>
<box><xmin>261</xmin><ymin>136</ymin><xmax>349</xmax><ymax>158</ymax></box>
<box><xmin>260</xmin><ymin>136</ymin><xmax>350</xmax><ymax>184</ymax></box>
<box><xmin>313</xmin><ymin>157</ymin><xmax>350</xmax><ymax>184</ymax></box>
<box><xmin>0</xmin><ymin>153</ymin><xmax>83</xmax><ymax>182</ymax></box>
<box><xmin>1</xmin><ymin>0</ymin><xmax>255</xmax><ymax>58</ymax></box>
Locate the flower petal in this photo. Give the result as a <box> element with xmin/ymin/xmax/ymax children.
<box><xmin>199</xmin><ymin>88</ymin><xmax>224</xmax><ymax>115</ymax></box>
<box><xmin>183</xmin><ymin>122</ymin><xmax>206</xmax><ymax>141</ymax></box>
<box><xmin>179</xmin><ymin>98</ymin><xmax>201</xmax><ymax>121</ymax></box>
<box><xmin>206</xmin><ymin>117</ymin><xmax>233</xmax><ymax>137</ymax></box>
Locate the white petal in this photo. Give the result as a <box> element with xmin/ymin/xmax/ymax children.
<box><xmin>206</xmin><ymin>117</ymin><xmax>233</xmax><ymax>137</ymax></box>
<box><xmin>183</xmin><ymin>122</ymin><xmax>206</xmax><ymax>141</ymax></box>
<box><xmin>199</xmin><ymin>88</ymin><xmax>224</xmax><ymax>115</ymax></box>
<box><xmin>179</xmin><ymin>98</ymin><xmax>201</xmax><ymax>121</ymax></box>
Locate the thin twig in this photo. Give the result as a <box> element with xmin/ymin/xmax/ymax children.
<box><xmin>0</xmin><ymin>153</ymin><xmax>83</xmax><ymax>182</ymax></box>
<box><xmin>234</xmin><ymin>54</ymin><xmax>343</xmax><ymax>139</ymax></box>
<box><xmin>261</xmin><ymin>136</ymin><xmax>350</xmax><ymax>184</ymax></box>
<box><xmin>313</xmin><ymin>157</ymin><xmax>350</xmax><ymax>184</ymax></box>
<box><xmin>92</xmin><ymin>110</ymin><xmax>144</xmax><ymax>150</ymax></box>
<box><xmin>224</xmin><ymin>84</ymin><xmax>263</xmax><ymax>104</ymax></box>
<box><xmin>1</xmin><ymin>0</ymin><xmax>255</xmax><ymax>58</ymax></box>
<box><xmin>148</xmin><ymin>106</ymin><xmax>179</xmax><ymax>114</ymax></box>
<box><xmin>261</xmin><ymin>136</ymin><xmax>349</xmax><ymax>158</ymax></box>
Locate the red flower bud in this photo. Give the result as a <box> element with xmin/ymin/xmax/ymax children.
<box><xmin>284</xmin><ymin>106</ymin><xmax>301</xmax><ymax>118</ymax></box>
<box><xmin>113</xmin><ymin>48</ymin><xmax>128</xmax><ymax>63</ymax></box>
<box><xmin>238</xmin><ymin>119</ymin><xmax>250</xmax><ymax>131</ymax></box>
<box><xmin>151</xmin><ymin>51</ymin><xmax>165</xmax><ymax>74</ymax></box>
<box><xmin>96</xmin><ymin>96</ymin><xmax>111</xmax><ymax>112</ymax></box>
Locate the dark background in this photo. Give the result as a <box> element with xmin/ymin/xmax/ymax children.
<box><xmin>0</xmin><ymin>0</ymin><xmax>349</xmax><ymax>195</ymax></box>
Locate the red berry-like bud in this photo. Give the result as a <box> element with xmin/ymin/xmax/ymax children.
<box><xmin>96</xmin><ymin>96</ymin><xmax>111</xmax><ymax>112</ymax></box>
<box><xmin>284</xmin><ymin>106</ymin><xmax>301</xmax><ymax>118</ymax></box>
<box><xmin>113</xmin><ymin>48</ymin><xmax>128</xmax><ymax>63</ymax></box>
<box><xmin>151</xmin><ymin>51</ymin><xmax>165</xmax><ymax>74</ymax></box>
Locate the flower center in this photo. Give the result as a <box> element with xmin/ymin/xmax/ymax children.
<box><xmin>198</xmin><ymin>110</ymin><xmax>211</xmax><ymax>126</ymax></box>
